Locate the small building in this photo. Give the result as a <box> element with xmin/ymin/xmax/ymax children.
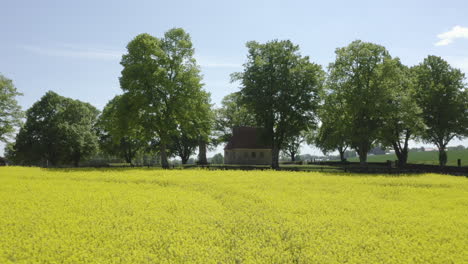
<box><xmin>224</xmin><ymin>127</ymin><xmax>272</xmax><ymax>165</ymax></box>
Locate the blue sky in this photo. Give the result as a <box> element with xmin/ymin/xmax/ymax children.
<box><xmin>1</xmin><ymin>0</ymin><xmax>468</xmax><ymax>155</ymax></box>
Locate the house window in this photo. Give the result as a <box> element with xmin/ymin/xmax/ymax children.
<box><xmin>252</xmin><ymin>152</ymin><xmax>256</xmax><ymax>158</ymax></box>
<box><xmin>259</xmin><ymin>152</ymin><xmax>264</xmax><ymax>158</ymax></box>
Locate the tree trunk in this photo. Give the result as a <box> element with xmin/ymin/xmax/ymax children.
<box><xmin>392</xmin><ymin>142</ymin><xmax>405</xmax><ymax>168</ymax></box>
<box><xmin>160</xmin><ymin>142</ymin><xmax>169</xmax><ymax>169</ymax></box>
<box><xmin>181</xmin><ymin>155</ymin><xmax>189</xmax><ymax>165</ymax></box>
<box><xmin>124</xmin><ymin>149</ymin><xmax>132</xmax><ymax>164</ymax></box>
<box><xmin>393</xmin><ymin>130</ymin><xmax>411</xmax><ymax>168</ymax></box>
<box><xmin>271</xmin><ymin>145</ymin><xmax>280</xmax><ymax>169</ymax></box>
<box><xmin>358</xmin><ymin>154</ymin><xmax>367</xmax><ymax>165</ymax></box>
<box><xmin>438</xmin><ymin>146</ymin><xmax>447</xmax><ymax>167</ymax></box>
<box><xmin>126</xmin><ymin>145</ymin><xmax>133</xmax><ymax>165</ymax></box>
<box><xmin>290</xmin><ymin>151</ymin><xmax>295</xmax><ymax>162</ymax></box>
<box><xmin>338</xmin><ymin>149</ymin><xmax>345</xmax><ymax>162</ymax></box>
<box><xmin>399</xmin><ymin>149</ymin><xmax>408</xmax><ymax>167</ymax></box>
<box><xmin>198</xmin><ymin>139</ymin><xmax>208</xmax><ymax>165</ymax></box>
<box><xmin>356</xmin><ymin>146</ymin><xmax>368</xmax><ymax>165</ymax></box>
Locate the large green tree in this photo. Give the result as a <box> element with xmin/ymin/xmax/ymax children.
<box><xmin>176</xmin><ymin>90</ymin><xmax>213</xmax><ymax>165</ymax></box>
<box><xmin>234</xmin><ymin>40</ymin><xmax>324</xmax><ymax>169</ymax></box>
<box><xmin>413</xmin><ymin>56</ymin><xmax>468</xmax><ymax>166</ymax></box>
<box><xmin>13</xmin><ymin>91</ymin><xmax>99</xmax><ymax>166</ymax></box>
<box><xmin>328</xmin><ymin>40</ymin><xmax>396</xmax><ymax>164</ymax></box>
<box><xmin>119</xmin><ymin>28</ymin><xmax>208</xmax><ymax>168</ymax></box>
<box><xmin>0</xmin><ymin>74</ymin><xmax>23</xmax><ymax>143</ymax></box>
<box><xmin>97</xmin><ymin>94</ymin><xmax>145</xmax><ymax>164</ymax></box>
<box><xmin>312</xmin><ymin>93</ymin><xmax>350</xmax><ymax>162</ymax></box>
<box><xmin>377</xmin><ymin>61</ymin><xmax>424</xmax><ymax>167</ymax></box>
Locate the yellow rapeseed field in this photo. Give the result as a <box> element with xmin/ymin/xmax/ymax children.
<box><xmin>0</xmin><ymin>167</ymin><xmax>467</xmax><ymax>263</ymax></box>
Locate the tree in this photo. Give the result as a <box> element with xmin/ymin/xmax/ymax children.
<box><xmin>281</xmin><ymin>134</ymin><xmax>304</xmax><ymax>162</ymax></box>
<box><xmin>0</xmin><ymin>74</ymin><xmax>23</xmax><ymax>143</ymax></box>
<box><xmin>174</xmin><ymin>88</ymin><xmax>213</xmax><ymax>165</ymax></box>
<box><xmin>233</xmin><ymin>40</ymin><xmax>324</xmax><ymax>169</ymax></box>
<box><xmin>214</xmin><ymin>92</ymin><xmax>257</xmax><ymax>143</ymax></box>
<box><xmin>413</xmin><ymin>56</ymin><xmax>468</xmax><ymax>166</ymax></box>
<box><xmin>60</xmin><ymin>98</ymin><xmax>100</xmax><ymax>166</ymax></box>
<box><xmin>192</xmin><ymin>91</ymin><xmax>213</xmax><ymax>166</ymax></box>
<box><xmin>328</xmin><ymin>40</ymin><xmax>396</xmax><ymax>164</ymax></box>
<box><xmin>149</xmin><ymin>89</ymin><xmax>212</xmax><ymax>166</ymax></box>
<box><xmin>210</xmin><ymin>153</ymin><xmax>224</xmax><ymax>164</ymax></box>
<box><xmin>119</xmin><ymin>28</ymin><xmax>207</xmax><ymax>168</ymax></box>
<box><xmin>312</xmin><ymin>92</ymin><xmax>350</xmax><ymax>162</ymax></box>
<box><xmin>13</xmin><ymin>91</ymin><xmax>99</xmax><ymax>166</ymax></box>
<box><xmin>170</xmin><ymin>132</ymin><xmax>198</xmax><ymax>164</ymax></box>
<box><xmin>3</xmin><ymin>142</ymin><xmax>16</xmax><ymax>162</ymax></box>
<box><xmin>377</xmin><ymin>61</ymin><xmax>424</xmax><ymax>167</ymax></box>
<box><xmin>97</xmin><ymin>94</ymin><xmax>145</xmax><ymax>164</ymax></box>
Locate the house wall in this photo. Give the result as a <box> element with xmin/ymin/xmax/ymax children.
<box><xmin>224</xmin><ymin>149</ymin><xmax>272</xmax><ymax>165</ymax></box>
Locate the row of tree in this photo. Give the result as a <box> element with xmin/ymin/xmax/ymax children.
<box><xmin>215</xmin><ymin>40</ymin><xmax>467</xmax><ymax>167</ymax></box>
<box><xmin>1</xmin><ymin>28</ymin><xmax>467</xmax><ymax>168</ymax></box>
<box><xmin>313</xmin><ymin>42</ymin><xmax>467</xmax><ymax>166</ymax></box>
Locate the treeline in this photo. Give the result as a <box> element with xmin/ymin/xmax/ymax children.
<box><xmin>1</xmin><ymin>28</ymin><xmax>467</xmax><ymax>168</ymax></box>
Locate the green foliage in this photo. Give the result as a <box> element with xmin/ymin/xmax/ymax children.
<box><xmin>1</xmin><ymin>167</ymin><xmax>467</xmax><ymax>263</ymax></box>
<box><xmin>413</xmin><ymin>55</ymin><xmax>468</xmax><ymax>166</ymax></box>
<box><xmin>377</xmin><ymin>60</ymin><xmax>424</xmax><ymax>166</ymax></box>
<box><xmin>328</xmin><ymin>40</ymin><xmax>398</xmax><ymax>164</ymax></box>
<box><xmin>97</xmin><ymin>94</ymin><xmax>146</xmax><ymax>164</ymax></box>
<box><xmin>170</xmin><ymin>132</ymin><xmax>198</xmax><ymax>164</ymax></box>
<box><xmin>210</xmin><ymin>153</ymin><xmax>224</xmax><ymax>164</ymax></box>
<box><xmin>0</xmin><ymin>74</ymin><xmax>23</xmax><ymax>143</ymax></box>
<box><xmin>12</xmin><ymin>91</ymin><xmax>99</xmax><ymax>166</ymax></box>
<box><xmin>214</xmin><ymin>92</ymin><xmax>257</xmax><ymax>143</ymax></box>
<box><xmin>281</xmin><ymin>134</ymin><xmax>304</xmax><ymax>162</ymax></box>
<box><xmin>234</xmin><ymin>39</ymin><xmax>324</xmax><ymax>168</ymax></box>
<box><xmin>3</xmin><ymin>142</ymin><xmax>16</xmax><ymax>161</ymax></box>
<box><xmin>312</xmin><ymin>92</ymin><xmax>350</xmax><ymax>161</ymax></box>
<box><xmin>119</xmin><ymin>28</ymin><xmax>210</xmax><ymax>168</ymax></box>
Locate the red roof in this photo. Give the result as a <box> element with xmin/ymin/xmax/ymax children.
<box><xmin>224</xmin><ymin>127</ymin><xmax>272</xmax><ymax>150</ymax></box>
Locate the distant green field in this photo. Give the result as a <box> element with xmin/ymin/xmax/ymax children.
<box><xmin>348</xmin><ymin>149</ymin><xmax>468</xmax><ymax>166</ymax></box>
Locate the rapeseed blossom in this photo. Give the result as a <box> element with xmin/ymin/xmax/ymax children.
<box><xmin>0</xmin><ymin>167</ymin><xmax>466</xmax><ymax>263</ymax></box>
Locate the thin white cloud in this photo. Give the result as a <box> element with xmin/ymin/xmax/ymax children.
<box><xmin>435</xmin><ymin>25</ymin><xmax>468</xmax><ymax>46</ymax></box>
<box><xmin>21</xmin><ymin>45</ymin><xmax>243</xmax><ymax>67</ymax></box>
<box><xmin>21</xmin><ymin>44</ymin><xmax>124</xmax><ymax>60</ymax></box>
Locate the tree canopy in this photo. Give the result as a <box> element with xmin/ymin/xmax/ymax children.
<box><xmin>413</xmin><ymin>55</ymin><xmax>468</xmax><ymax>166</ymax></box>
<box><xmin>312</xmin><ymin>92</ymin><xmax>350</xmax><ymax>162</ymax></box>
<box><xmin>234</xmin><ymin>39</ymin><xmax>324</xmax><ymax>168</ymax></box>
<box><xmin>0</xmin><ymin>74</ymin><xmax>23</xmax><ymax>143</ymax></box>
<box><xmin>327</xmin><ymin>40</ymin><xmax>398</xmax><ymax>164</ymax></box>
<box><xmin>97</xmin><ymin>94</ymin><xmax>146</xmax><ymax>164</ymax></box>
<box><xmin>377</xmin><ymin>61</ymin><xmax>424</xmax><ymax>166</ymax></box>
<box><xmin>3</xmin><ymin>35</ymin><xmax>467</xmax><ymax>168</ymax></box>
<box><xmin>119</xmin><ymin>28</ymin><xmax>210</xmax><ymax>168</ymax></box>
<box><xmin>12</xmin><ymin>91</ymin><xmax>99</xmax><ymax>166</ymax></box>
